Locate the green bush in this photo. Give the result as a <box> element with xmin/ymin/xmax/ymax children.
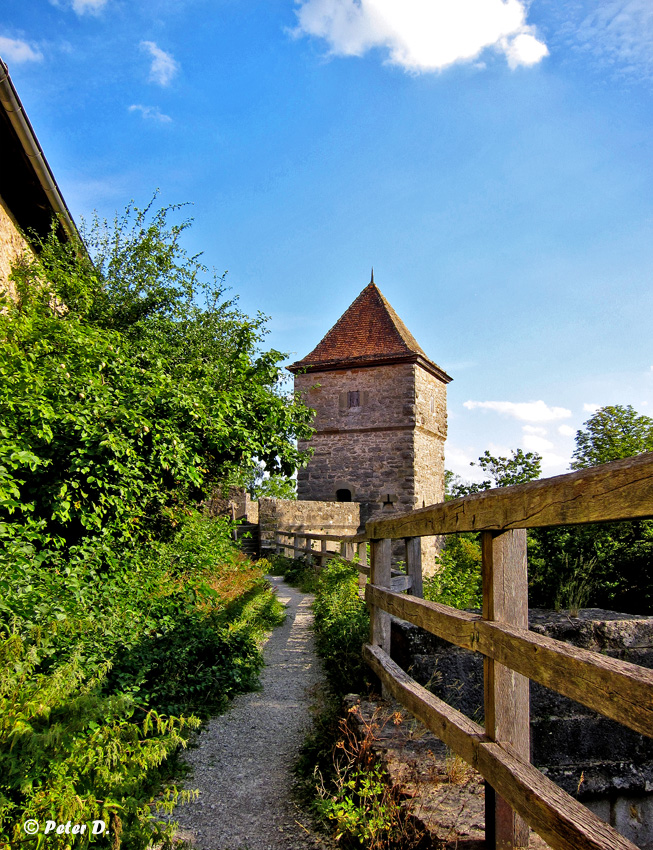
<box><xmin>312</xmin><ymin>560</ymin><xmax>370</xmax><ymax>695</ymax></box>
<box><xmin>424</xmin><ymin>535</ymin><xmax>482</xmax><ymax>610</ymax></box>
<box><xmin>267</xmin><ymin>553</ymin><xmax>320</xmax><ymax>592</ymax></box>
<box><xmin>0</xmin><ymin>632</ymin><xmax>200</xmax><ymax>850</ymax></box>
<box><xmin>0</xmin><ymin>200</ymin><xmax>297</xmax><ymax>848</ymax></box>
<box><xmin>0</xmin><ymin>510</ymin><xmax>284</xmax><ymax>849</ymax></box>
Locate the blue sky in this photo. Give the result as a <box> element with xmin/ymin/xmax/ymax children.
<box><xmin>2</xmin><ymin>0</ymin><xmax>653</xmax><ymax>482</ymax></box>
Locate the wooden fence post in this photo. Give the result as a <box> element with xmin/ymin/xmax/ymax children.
<box><xmin>320</xmin><ymin>538</ymin><xmax>328</xmax><ymax>567</ymax></box>
<box><xmin>305</xmin><ymin>535</ymin><xmax>313</xmax><ymax>563</ymax></box>
<box><xmin>275</xmin><ymin>532</ymin><xmax>281</xmax><ymax>556</ymax></box>
<box><xmin>482</xmin><ymin>529</ymin><xmax>530</xmax><ymax>850</ymax></box>
<box><xmin>405</xmin><ymin>537</ymin><xmax>423</xmax><ymax>598</ymax></box>
<box><xmin>370</xmin><ymin>538</ymin><xmax>392</xmax><ymax>653</ymax></box>
<box><xmin>357</xmin><ymin>541</ymin><xmax>368</xmax><ymax>593</ymax></box>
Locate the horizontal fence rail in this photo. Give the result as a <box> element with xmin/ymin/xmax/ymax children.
<box><xmin>364</xmin><ymin>644</ymin><xmax>638</xmax><ymax>850</ymax></box>
<box><xmin>271</xmin><ymin>451</ymin><xmax>653</xmax><ymax>850</ymax></box>
<box><xmin>365</xmin><ymin>584</ymin><xmax>653</xmax><ymax>739</ymax></box>
<box><xmin>366</xmin><ymin>451</ymin><xmax>653</xmax><ymax>539</ymax></box>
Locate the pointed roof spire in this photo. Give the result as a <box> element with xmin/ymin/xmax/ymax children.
<box><xmin>287</xmin><ymin>279</ymin><xmax>451</xmax><ymax>383</ymax></box>
<box><xmin>370</xmin><ymin>266</ymin><xmax>374</xmax><ymax>284</ymax></box>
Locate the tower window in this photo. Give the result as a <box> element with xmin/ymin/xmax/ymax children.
<box><xmin>429</xmin><ymin>395</ymin><xmax>435</xmax><ymax>414</ymax></box>
<box><xmin>348</xmin><ymin>391</ymin><xmax>360</xmax><ymax>408</ymax></box>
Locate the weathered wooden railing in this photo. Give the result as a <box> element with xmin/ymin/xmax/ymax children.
<box><xmin>274</xmin><ymin>452</ymin><xmax>653</xmax><ymax>850</ymax></box>
<box><xmin>273</xmin><ymin>529</ymin><xmax>424</xmax><ymax>595</ymax></box>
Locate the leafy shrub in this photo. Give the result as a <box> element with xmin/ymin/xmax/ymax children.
<box><xmin>1</xmin><ymin>201</ymin><xmax>313</xmax><ymax>563</ymax></box>
<box><xmin>312</xmin><ymin>706</ymin><xmax>425</xmax><ymax>850</ymax></box>
<box><xmin>267</xmin><ymin>553</ymin><xmax>320</xmax><ymax>592</ymax></box>
<box><xmin>0</xmin><ymin>200</ymin><xmax>298</xmax><ymax>846</ymax></box>
<box><xmin>0</xmin><ymin>631</ymin><xmax>200</xmax><ymax>850</ymax></box>
<box><xmin>423</xmin><ymin>535</ymin><xmax>482</xmax><ymax>610</ymax></box>
<box><xmin>0</xmin><ymin>511</ymin><xmax>284</xmax><ymax>848</ymax></box>
<box><xmin>312</xmin><ymin>560</ymin><xmax>370</xmax><ymax>695</ymax></box>
<box><xmin>316</xmin><ymin>764</ymin><xmax>403</xmax><ymax>847</ymax></box>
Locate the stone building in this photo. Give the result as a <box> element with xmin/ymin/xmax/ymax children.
<box><xmin>0</xmin><ymin>59</ymin><xmax>78</xmax><ymax>298</ymax></box>
<box><xmin>288</xmin><ymin>278</ymin><xmax>452</xmax><ymax>570</ymax></box>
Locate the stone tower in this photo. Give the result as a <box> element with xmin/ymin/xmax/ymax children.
<box><xmin>288</xmin><ymin>279</ymin><xmax>452</xmax><ymax>565</ymax></box>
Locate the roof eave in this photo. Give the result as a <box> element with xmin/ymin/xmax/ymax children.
<box><xmin>288</xmin><ymin>352</ymin><xmax>452</xmax><ymax>384</ymax></box>
<box><xmin>0</xmin><ymin>59</ymin><xmax>79</xmax><ymax>243</ymax></box>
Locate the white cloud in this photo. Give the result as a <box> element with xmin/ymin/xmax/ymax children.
<box><xmin>445</xmin><ymin>445</ymin><xmax>486</xmax><ymax>481</ymax></box>
<box><xmin>128</xmin><ymin>104</ymin><xmax>172</xmax><ymax>123</ymax></box>
<box><xmin>140</xmin><ymin>41</ymin><xmax>179</xmax><ymax>86</ymax></box>
<box><xmin>522</xmin><ymin>434</ymin><xmax>554</xmax><ymax>453</ymax></box>
<box><xmin>538</xmin><ymin>451</ymin><xmax>569</xmax><ymax>476</ymax></box>
<box><xmin>0</xmin><ymin>36</ymin><xmax>43</xmax><ymax>63</ymax></box>
<box><xmin>523</xmin><ymin>425</ymin><xmax>547</xmax><ymax>435</ymax></box>
<box><xmin>292</xmin><ymin>0</ymin><xmax>548</xmax><ymax>72</ymax></box>
<box><xmin>501</xmin><ymin>31</ymin><xmax>549</xmax><ymax>69</ymax></box>
<box><xmin>583</xmin><ymin>403</ymin><xmax>600</xmax><ymax>414</ymax></box>
<box><xmin>463</xmin><ymin>399</ymin><xmax>572</xmax><ymax>422</ymax></box>
<box><xmin>71</xmin><ymin>0</ymin><xmax>109</xmax><ymax>13</ymax></box>
<box><xmin>558</xmin><ymin>424</ymin><xmax>575</xmax><ymax>437</ymax></box>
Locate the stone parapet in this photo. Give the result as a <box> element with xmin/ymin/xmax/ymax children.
<box><xmin>258</xmin><ymin>497</ymin><xmax>361</xmax><ymax>548</ymax></box>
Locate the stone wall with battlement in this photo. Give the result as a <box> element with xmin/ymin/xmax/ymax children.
<box><xmin>258</xmin><ymin>497</ymin><xmax>361</xmax><ymax>548</ymax></box>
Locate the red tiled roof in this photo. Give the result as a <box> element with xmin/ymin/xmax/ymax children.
<box><xmin>287</xmin><ymin>283</ymin><xmax>451</xmax><ymax>382</ymax></box>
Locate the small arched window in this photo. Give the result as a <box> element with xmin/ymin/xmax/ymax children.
<box><xmin>336</xmin><ymin>488</ymin><xmax>352</xmax><ymax>502</ymax></box>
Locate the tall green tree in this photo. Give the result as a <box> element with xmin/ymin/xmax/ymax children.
<box><xmin>571</xmin><ymin>405</ymin><xmax>653</xmax><ymax>469</ymax></box>
<box><xmin>0</xmin><ymin>200</ymin><xmax>311</xmax><ymax>849</ymax></box>
<box><xmin>530</xmin><ymin>405</ymin><xmax>653</xmax><ymax>613</ymax></box>
<box><xmin>446</xmin><ymin>448</ymin><xmax>542</xmax><ymax>498</ymax></box>
<box><xmin>1</xmin><ymin>200</ymin><xmax>313</xmax><ymax>556</ymax></box>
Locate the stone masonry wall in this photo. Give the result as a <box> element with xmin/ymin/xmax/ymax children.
<box><xmin>0</xmin><ymin>194</ymin><xmax>31</xmax><ymax>302</ymax></box>
<box><xmin>295</xmin><ymin>362</ymin><xmax>447</xmax><ymax>573</ymax></box>
<box><xmin>412</xmin><ymin>367</ymin><xmax>448</xmax><ymax>574</ymax></box>
<box><xmin>258</xmin><ymin>497</ymin><xmax>361</xmax><ymax>548</ymax></box>
<box><xmin>299</xmin><ymin>428</ymin><xmax>415</xmax><ymax>521</ymax></box>
<box><xmin>295</xmin><ymin>362</ymin><xmax>421</xmax><ymax>513</ymax></box>
<box><xmin>205</xmin><ymin>488</ymin><xmax>259</xmax><ymax>523</ymax></box>
<box><xmin>295</xmin><ymin>361</ymin><xmax>416</xmax><ymax>431</ymax></box>
<box><xmin>413</xmin><ymin>365</ymin><xmax>447</xmax><ymax>509</ymax></box>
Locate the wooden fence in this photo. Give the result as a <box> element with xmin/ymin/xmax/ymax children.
<box><xmin>273</xmin><ymin>452</ymin><xmax>653</xmax><ymax>850</ymax></box>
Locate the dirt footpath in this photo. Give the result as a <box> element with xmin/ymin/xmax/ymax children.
<box><xmin>171</xmin><ymin>575</ymin><xmax>333</xmax><ymax>850</ymax></box>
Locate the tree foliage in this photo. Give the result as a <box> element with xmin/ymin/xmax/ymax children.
<box><xmin>0</xmin><ymin>200</ymin><xmax>303</xmax><ymax>848</ymax></box>
<box><xmin>2</xmin><ymin>200</ymin><xmax>313</xmax><ymax>558</ymax></box>
<box><xmin>447</xmin><ymin>448</ymin><xmax>542</xmax><ymax>498</ymax></box>
<box><xmin>530</xmin><ymin>405</ymin><xmax>653</xmax><ymax>613</ymax></box>
<box><xmin>571</xmin><ymin>404</ymin><xmax>653</xmax><ymax>470</ymax></box>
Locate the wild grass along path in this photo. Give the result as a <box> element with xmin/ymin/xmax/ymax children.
<box><xmin>171</xmin><ymin>574</ymin><xmax>333</xmax><ymax>850</ymax></box>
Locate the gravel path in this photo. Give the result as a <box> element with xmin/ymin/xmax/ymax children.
<box><xmin>171</xmin><ymin>575</ymin><xmax>333</xmax><ymax>850</ymax></box>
